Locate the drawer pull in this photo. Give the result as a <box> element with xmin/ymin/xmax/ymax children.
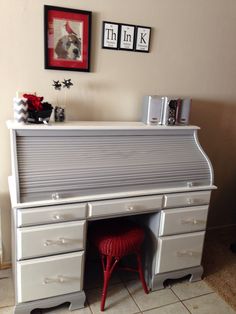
<box><xmin>52</xmin><ymin>214</ymin><xmax>65</xmax><ymax>221</ymax></box>
<box><xmin>51</xmin><ymin>193</ymin><xmax>60</xmax><ymax>200</ymax></box>
<box><xmin>186</xmin><ymin>198</ymin><xmax>204</xmax><ymax>205</ymax></box>
<box><xmin>176</xmin><ymin>250</ymin><xmax>201</xmax><ymax>257</ymax></box>
<box><xmin>181</xmin><ymin>218</ymin><xmax>206</xmax><ymax>225</ymax></box>
<box><xmin>43</xmin><ymin>275</ymin><xmax>79</xmax><ymax>284</ymax></box>
<box><xmin>126</xmin><ymin>206</ymin><xmax>135</xmax><ymax>211</ymax></box>
<box><xmin>44</xmin><ymin>238</ymin><xmax>80</xmax><ymax>246</ymax></box>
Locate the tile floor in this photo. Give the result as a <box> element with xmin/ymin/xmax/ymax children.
<box><xmin>0</xmin><ymin>268</ymin><xmax>235</xmax><ymax>314</ymax></box>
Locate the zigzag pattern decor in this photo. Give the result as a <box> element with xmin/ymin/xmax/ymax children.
<box><xmin>13</xmin><ymin>98</ymin><xmax>28</xmax><ymax>123</ymax></box>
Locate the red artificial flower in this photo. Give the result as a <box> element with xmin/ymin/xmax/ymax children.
<box><xmin>23</xmin><ymin>94</ymin><xmax>44</xmax><ymax>111</ymax></box>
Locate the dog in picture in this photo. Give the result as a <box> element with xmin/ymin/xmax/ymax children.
<box><xmin>55</xmin><ymin>34</ymin><xmax>81</xmax><ymax>60</ymax></box>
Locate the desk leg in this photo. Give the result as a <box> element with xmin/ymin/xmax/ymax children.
<box><xmin>152</xmin><ymin>266</ymin><xmax>203</xmax><ymax>290</ymax></box>
<box><xmin>14</xmin><ymin>291</ymin><xmax>86</xmax><ymax>314</ymax></box>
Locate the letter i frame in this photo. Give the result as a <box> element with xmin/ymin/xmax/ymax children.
<box><xmin>102</xmin><ymin>21</ymin><xmax>120</xmax><ymax>49</ymax></box>
<box><xmin>119</xmin><ymin>23</ymin><xmax>136</xmax><ymax>51</ymax></box>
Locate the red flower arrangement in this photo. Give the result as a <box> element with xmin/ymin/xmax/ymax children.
<box><xmin>23</xmin><ymin>94</ymin><xmax>44</xmax><ymax>111</ymax></box>
<box><xmin>23</xmin><ymin>93</ymin><xmax>53</xmax><ymax>124</ymax></box>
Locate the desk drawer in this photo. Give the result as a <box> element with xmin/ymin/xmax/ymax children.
<box><xmin>17</xmin><ymin>220</ymin><xmax>86</xmax><ymax>260</ymax></box>
<box><xmin>17</xmin><ymin>203</ymin><xmax>87</xmax><ymax>227</ymax></box>
<box><xmin>88</xmin><ymin>195</ymin><xmax>163</xmax><ymax>219</ymax></box>
<box><xmin>16</xmin><ymin>251</ymin><xmax>84</xmax><ymax>303</ymax></box>
<box><xmin>155</xmin><ymin>231</ymin><xmax>205</xmax><ymax>274</ymax></box>
<box><xmin>164</xmin><ymin>191</ymin><xmax>211</xmax><ymax>209</ymax></box>
<box><xmin>159</xmin><ymin>206</ymin><xmax>208</xmax><ymax>236</ymax></box>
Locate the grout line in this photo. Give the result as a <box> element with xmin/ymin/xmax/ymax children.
<box><xmin>170</xmin><ymin>282</ymin><xmax>215</xmax><ymax>302</ymax></box>
<box><xmin>180</xmin><ymin>301</ymin><xmax>192</xmax><ymax>314</ymax></box>
<box><xmin>170</xmin><ymin>286</ymin><xmax>183</xmax><ymax>302</ymax></box>
<box><xmin>122</xmin><ymin>280</ymin><xmax>143</xmax><ymax>313</ymax></box>
<box><xmin>141</xmin><ymin>301</ymin><xmax>183</xmax><ymax>313</ymax></box>
<box><xmin>123</xmin><ymin>280</ymin><xmax>186</xmax><ymax>313</ymax></box>
<box><xmin>180</xmin><ymin>291</ymin><xmax>215</xmax><ymax>302</ymax></box>
<box><xmin>86</xmin><ymin>298</ymin><xmax>94</xmax><ymax>314</ymax></box>
<box><xmin>86</xmin><ymin>280</ymin><xmax>142</xmax><ymax>314</ymax></box>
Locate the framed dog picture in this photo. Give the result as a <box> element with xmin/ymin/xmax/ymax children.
<box><xmin>44</xmin><ymin>5</ymin><xmax>92</xmax><ymax>72</ymax></box>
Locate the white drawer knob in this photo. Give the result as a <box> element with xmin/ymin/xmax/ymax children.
<box><xmin>126</xmin><ymin>206</ymin><xmax>134</xmax><ymax>211</ymax></box>
<box><xmin>52</xmin><ymin>193</ymin><xmax>60</xmax><ymax>200</ymax></box>
<box><xmin>52</xmin><ymin>214</ymin><xmax>64</xmax><ymax>221</ymax></box>
<box><xmin>52</xmin><ymin>215</ymin><xmax>61</xmax><ymax>220</ymax></box>
<box><xmin>187</xmin><ymin>198</ymin><xmax>194</xmax><ymax>205</ymax></box>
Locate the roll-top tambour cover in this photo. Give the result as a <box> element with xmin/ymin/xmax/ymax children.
<box><xmin>9</xmin><ymin>122</ymin><xmax>212</xmax><ymax>204</ymax></box>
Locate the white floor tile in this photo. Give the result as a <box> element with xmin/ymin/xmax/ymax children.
<box><xmin>143</xmin><ymin>302</ymin><xmax>190</xmax><ymax>314</ymax></box>
<box><xmin>0</xmin><ymin>278</ymin><xmax>14</xmax><ymax>308</ymax></box>
<box><xmin>171</xmin><ymin>280</ymin><xmax>213</xmax><ymax>300</ymax></box>
<box><xmin>183</xmin><ymin>293</ymin><xmax>236</xmax><ymax>314</ymax></box>
<box><xmin>86</xmin><ymin>283</ymin><xmax>140</xmax><ymax>314</ymax></box>
<box><xmin>126</xmin><ymin>280</ymin><xmax>179</xmax><ymax>311</ymax></box>
<box><xmin>0</xmin><ymin>307</ymin><xmax>14</xmax><ymax>314</ymax></box>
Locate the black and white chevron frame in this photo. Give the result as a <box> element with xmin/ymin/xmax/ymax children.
<box><xmin>14</xmin><ymin>98</ymin><xmax>28</xmax><ymax>123</ymax></box>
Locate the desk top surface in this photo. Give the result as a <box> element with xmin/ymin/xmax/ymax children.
<box><xmin>7</xmin><ymin>120</ymin><xmax>200</xmax><ymax>131</ymax></box>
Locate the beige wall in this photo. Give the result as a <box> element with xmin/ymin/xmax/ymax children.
<box><xmin>1</xmin><ymin>0</ymin><xmax>236</xmax><ymax>263</ymax></box>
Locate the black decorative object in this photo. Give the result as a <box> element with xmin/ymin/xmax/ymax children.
<box><xmin>28</xmin><ymin>108</ymin><xmax>53</xmax><ymax>124</ymax></box>
<box><xmin>28</xmin><ymin>102</ymin><xmax>53</xmax><ymax>124</ymax></box>
<box><xmin>62</xmin><ymin>79</ymin><xmax>73</xmax><ymax>89</ymax></box>
<box><xmin>23</xmin><ymin>94</ymin><xmax>53</xmax><ymax>124</ymax></box>
<box><xmin>52</xmin><ymin>80</ymin><xmax>62</xmax><ymax>90</ymax></box>
<box><xmin>52</xmin><ymin>79</ymin><xmax>73</xmax><ymax>122</ymax></box>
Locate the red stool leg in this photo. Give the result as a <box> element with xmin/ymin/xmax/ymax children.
<box><xmin>136</xmin><ymin>252</ymin><xmax>149</xmax><ymax>294</ymax></box>
<box><xmin>101</xmin><ymin>255</ymin><xmax>119</xmax><ymax>311</ymax></box>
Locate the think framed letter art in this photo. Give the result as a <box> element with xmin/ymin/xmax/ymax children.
<box><xmin>44</xmin><ymin>5</ymin><xmax>92</xmax><ymax>72</ymax></box>
<box><xmin>102</xmin><ymin>21</ymin><xmax>119</xmax><ymax>49</ymax></box>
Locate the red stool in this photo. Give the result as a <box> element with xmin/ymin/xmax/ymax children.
<box><xmin>90</xmin><ymin>219</ymin><xmax>149</xmax><ymax>311</ymax></box>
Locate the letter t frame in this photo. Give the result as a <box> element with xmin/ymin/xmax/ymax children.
<box><xmin>102</xmin><ymin>21</ymin><xmax>120</xmax><ymax>49</ymax></box>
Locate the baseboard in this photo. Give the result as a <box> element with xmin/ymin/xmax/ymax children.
<box><xmin>0</xmin><ymin>267</ymin><xmax>11</xmax><ymax>279</ymax></box>
<box><xmin>0</xmin><ymin>262</ymin><xmax>12</xmax><ymax>270</ymax></box>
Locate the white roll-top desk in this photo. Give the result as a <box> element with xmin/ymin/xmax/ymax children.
<box><xmin>7</xmin><ymin>121</ymin><xmax>216</xmax><ymax>314</ymax></box>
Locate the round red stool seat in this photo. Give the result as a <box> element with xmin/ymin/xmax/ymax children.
<box><xmin>90</xmin><ymin>219</ymin><xmax>149</xmax><ymax>311</ymax></box>
<box><xmin>93</xmin><ymin>220</ymin><xmax>145</xmax><ymax>257</ymax></box>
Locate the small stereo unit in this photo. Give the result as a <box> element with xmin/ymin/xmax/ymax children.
<box><xmin>142</xmin><ymin>95</ymin><xmax>191</xmax><ymax>126</ymax></box>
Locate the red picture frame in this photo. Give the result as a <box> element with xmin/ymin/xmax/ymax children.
<box><xmin>44</xmin><ymin>5</ymin><xmax>92</xmax><ymax>72</ymax></box>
